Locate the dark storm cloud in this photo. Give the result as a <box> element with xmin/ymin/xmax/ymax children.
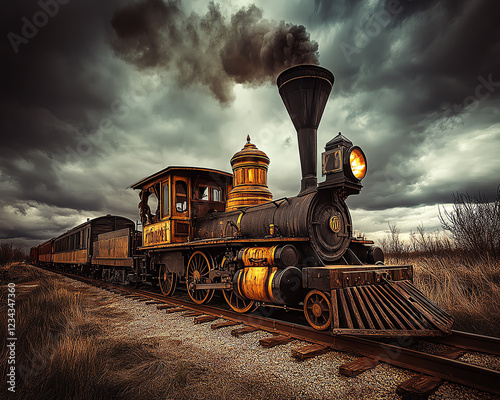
<box><xmin>312</xmin><ymin>0</ymin><xmax>500</xmax><ymax>211</ymax></box>
<box><xmin>311</xmin><ymin>0</ymin><xmax>364</xmax><ymax>23</ymax></box>
<box><xmin>327</xmin><ymin>0</ymin><xmax>500</xmax><ymax>105</ymax></box>
<box><xmin>0</xmin><ymin>0</ymin><xmax>134</xmax><ymax>245</ymax></box>
<box><xmin>0</xmin><ymin>0</ymin><xmax>129</xmax><ymax>160</ymax></box>
<box><xmin>110</xmin><ymin>0</ymin><xmax>319</xmax><ymax>103</ymax></box>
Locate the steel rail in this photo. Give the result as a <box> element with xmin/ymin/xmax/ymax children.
<box><xmin>429</xmin><ymin>330</ymin><xmax>500</xmax><ymax>356</ymax></box>
<box><xmin>53</xmin><ymin>269</ymin><xmax>500</xmax><ymax>395</ymax></box>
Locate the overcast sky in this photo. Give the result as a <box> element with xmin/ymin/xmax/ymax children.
<box><xmin>1</xmin><ymin>0</ymin><xmax>499</xmax><ymax>251</ymax></box>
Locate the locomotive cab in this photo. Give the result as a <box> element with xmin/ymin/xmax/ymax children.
<box><xmin>130</xmin><ymin>167</ymin><xmax>233</xmax><ymax>247</ymax></box>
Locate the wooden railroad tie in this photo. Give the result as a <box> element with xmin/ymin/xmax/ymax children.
<box><xmin>231</xmin><ymin>326</ymin><xmax>259</xmax><ymax>338</ymax></box>
<box><xmin>211</xmin><ymin>320</ymin><xmax>240</xmax><ymax>330</ymax></box>
<box><xmin>156</xmin><ymin>304</ymin><xmax>175</xmax><ymax>310</ymax></box>
<box><xmin>291</xmin><ymin>344</ymin><xmax>329</xmax><ymax>361</ymax></box>
<box><xmin>396</xmin><ymin>347</ymin><xmax>465</xmax><ymax>400</ymax></box>
<box><xmin>146</xmin><ymin>301</ymin><xmax>163</xmax><ymax>305</ymax></box>
<box><xmin>339</xmin><ymin>357</ymin><xmax>380</xmax><ymax>377</ymax></box>
<box><xmin>181</xmin><ymin>311</ymin><xmax>204</xmax><ymax>317</ymax></box>
<box><xmin>259</xmin><ymin>335</ymin><xmax>293</xmax><ymax>349</ymax></box>
<box><xmin>136</xmin><ymin>298</ymin><xmax>151</xmax><ymax>302</ymax></box>
<box><xmin>194</xmin><ymin>315</ymin><xmax>219</xmax><ymax>324</ymax></box>
<box><xmin>165</xmin><ymin>307</ymin><xmax>187</xmax><ymax>314</ymax></box>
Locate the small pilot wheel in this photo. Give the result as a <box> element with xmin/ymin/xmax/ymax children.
<box><xmin>158</xmin><ymin>264</ymin><xmax>176</xmax><ymax>296</ymax></box>
<box><xmin>223</xmin><ymin>290</ymin><xmax>255</xmax><ymax>313</ymax></box>
<box><xmin>304</xmin><ymin>290</ymin><xmax>332</xmax><ymax>331</ymax></box>
<box><xmin>186</xmin><ymin>251</ymin><xmax>214</xmax><ymax>304</ymax></box>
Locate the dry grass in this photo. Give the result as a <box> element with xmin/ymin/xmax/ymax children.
<box><xmin>0</xmin><ymin>264</ymin><xmax>289</xmax><ymax>399</ymax></box>
<box><xmin>387</xmin><ymin>251</ymin><xmax>500</xmax><ymax>337</ymax></box>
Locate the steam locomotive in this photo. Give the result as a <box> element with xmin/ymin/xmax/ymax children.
<box><xmin>31</xmin><ymin>65</ymin><xmax>453</xmax><ymax>337</ymax></box>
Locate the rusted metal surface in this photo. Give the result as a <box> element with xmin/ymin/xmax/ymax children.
<box><xmin>234</xmin><ymin>265</ymin><xmax>304</xmax><ymax>306</ymax></box>
<box><xmin>222</xmin><ymin>190</ymin><xmax>352</xmax><ymax>263</ymax></box>
<box><xmin>52</xmin><ymin>215</ymin><xmax>134</xmax><ymax>265</ymax></box>
<box><xmin>303</xmin><ymin>264</ymin><xmax>413</xmax><ymax>291</ymax></box>
<box><xmin>329</xmin><ymin>280</ymin><xmax>453</xmax><ymax>337</ymax></box>
<box><xmin>193</xmin><ymin>210</ymin><xmax>242</xmax><ymax>240</ymax></box>
<box><xmin>237</xmin><ymin>244</ymin><xmax>298</xmax><ymax>267</ymax></box>
<box><xmin>138</xmin><ymin>236</ymin><xmax>309</xmax><ymax>251</ymax></box>
<box><xmin>53</xmin><ymin>249</ymin><xmax>88</xmax><ymax>264</ymax></box>
<box><xmin>234</xmin><ymin>266</ymin><xmax>278</xmax><ymax>303</ymax></box>
<box><xmin>131</xmin><ymin>168</ymin><xmax>232</xmax><ymax>244</ymax></box>
<box><xmin>38</xmin><ymin>239</ymin><xmax>53</xmax><ymax>263</ymax></box>
<box><xmin>226</xmin><ymin>137</ymin><xmax>273</xmax><ymax>211</ymax></box>
<box><xmin>396</xmin><ymin>348</ymin><xmax>465</xmax><ymax>399</ymax></box>
<box><xmin>429</xmin><ymin>330</ymin><xmax>500</xmax><ymax>356</ymax></box>
<box><xmin>93</xmin><ymin>228</ymin><xmax>133</xmax><ymax>267</ymax></box>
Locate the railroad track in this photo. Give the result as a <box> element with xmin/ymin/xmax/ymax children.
<box><xmin>50</xmin><ymin>268</ymin><xmax>500</xmax><ymax>398</ymax></box>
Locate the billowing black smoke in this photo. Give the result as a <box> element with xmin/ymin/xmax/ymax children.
<box><xmin>111</xmin><ymin>0</ymin><xmax>319</xmax><ymax>103</ymax></box>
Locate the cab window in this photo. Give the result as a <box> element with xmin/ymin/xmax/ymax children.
<box><xmin>198</xmin><ymin>186</ymin><xmax>209</xmax><ymax>201</ymax></box>
<box><xmin>175</xmin><ymin>181</ymin><xmax>188</xmax><ymax>213</ymax></box>
<box><xmin>213</xmin><ymin>187</ymin><xmax>221</xmax><ymax>202</ymax></box>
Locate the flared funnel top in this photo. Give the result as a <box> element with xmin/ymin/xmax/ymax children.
<box><xmin>277</xmin><ymin>65</ymin><xmax>334</xmax><ymax>132</ymax></box>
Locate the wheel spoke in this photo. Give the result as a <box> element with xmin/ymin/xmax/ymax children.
<box><xmin>186</xmin><ymin>252</ymin><xmax>214</xmax><ymax>305</ymax></box>
<box><xmin>304</xmin><ymin>290</ymin><xmax>332</xmax><ymax>331</ymax></box>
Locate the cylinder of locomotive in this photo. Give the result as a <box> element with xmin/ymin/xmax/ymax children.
<box><xmin>235</xmin><ymin>266</ymin><xmax>277</xmax><ymax>303</ymax></box>
<box><xmin>234</xmin><ymin>266</ymin><xmax>303</xmax><ymax>305</ymax></box>
<box><xmin>237</xmin><ymin>244</ymin><xmax>298</xmax><ymax>267</ymax></box>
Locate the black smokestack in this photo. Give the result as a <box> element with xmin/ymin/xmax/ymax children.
<box><xmin>110</xmin><ymin>0</ymin><xmax>319</xmax><ymax>103</ymax></box>
<box><xmin>277</xmin><ymin>65</ymin><xmax>334</xmax><ymax>196</ymax></box>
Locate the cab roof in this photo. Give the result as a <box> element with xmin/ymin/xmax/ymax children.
<box><xmin>129</xmin><ymin>166</ymin><xmax>233</xmax><ymax>190</ymax></box>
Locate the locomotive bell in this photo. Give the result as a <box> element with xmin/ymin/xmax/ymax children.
<box><xmin>277</xmin><ymin>65</ymin><xmax>334</xmax><ymax>196</ymax></box>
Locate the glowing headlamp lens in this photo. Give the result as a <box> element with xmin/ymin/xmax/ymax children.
<box><xmin>349</xmin><ymin>148</ymin><xmax>366</xmax><ymax>180</ymax></box>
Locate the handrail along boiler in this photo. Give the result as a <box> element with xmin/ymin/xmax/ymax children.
<box><xmin>31</xmin><ymin>65</ymin><xmax>453</xmax><ymax>337</ymax></box>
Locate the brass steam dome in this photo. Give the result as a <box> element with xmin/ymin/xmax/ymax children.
<box><xmin>226</xmin><ymin>136</ymin><xmax>273</xmax><ymax>211</ymax></box>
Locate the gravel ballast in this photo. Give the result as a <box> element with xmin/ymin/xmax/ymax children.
<box><xmin>68</xmin><ymin>278</ymin><xmax>499</xmax><ymax>400</ymax></box>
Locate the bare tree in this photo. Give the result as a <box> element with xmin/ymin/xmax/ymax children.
<box><xmin>0</xmin><ymin>243</ymin><xmax>27</xmax><ymax>266</ymax></box>
<box><xmin>439</xmin><ymin>188</ymin><xmax>500</xmax><ymax>259</ymax></box>
<box><xmin>379</xmin><ymin>223</ymin><xmax>408</xmax><ymax>255</ymax></box>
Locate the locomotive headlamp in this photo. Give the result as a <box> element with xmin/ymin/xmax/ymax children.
<box><xmin>318</xmin><ymin>132</ymin><xmax>366</xmax><ymax>196</ymax></box>
<box><xmin>348</xmin><ymin>147</ymin><xmax>367</xmax><ymax>181</ymax></box>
